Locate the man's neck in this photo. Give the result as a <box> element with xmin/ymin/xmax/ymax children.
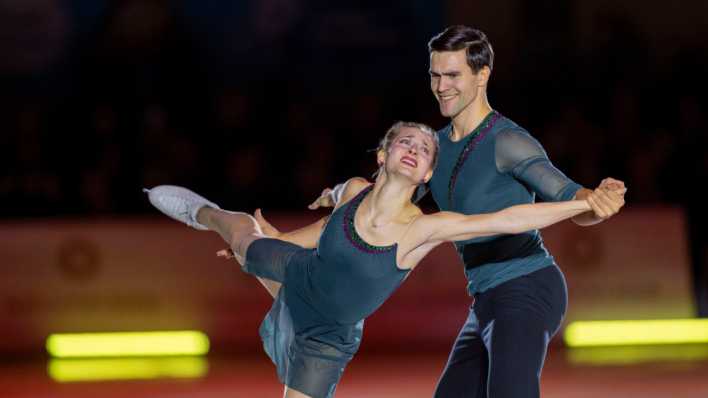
<box><xmin>450</xmin><ymin>100</ymin><xmax>493</xmax><ymax>141</ymax></box>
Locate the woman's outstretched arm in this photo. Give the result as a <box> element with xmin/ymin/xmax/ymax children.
<box><xmin>422</xmin><ymin>197</ymin><xmax>593</xmax><ymax>245</ymax></box>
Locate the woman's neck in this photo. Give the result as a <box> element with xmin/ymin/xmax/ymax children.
<box><xmin>363</xmin><ymin>174</ymin><xmax>417</xmax><ymax>227</ymax></box>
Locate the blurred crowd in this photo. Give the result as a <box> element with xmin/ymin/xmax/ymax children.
<box><xmin>1</xmin><ymin>0</ymin><xmax>706</xmax><ymax>218</ymax></box>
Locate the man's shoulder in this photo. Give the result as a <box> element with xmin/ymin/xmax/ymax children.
<box><xmin>492</xmin><ymin>113</ymin><xmax>529</xmax><ymax>136</ymax></box>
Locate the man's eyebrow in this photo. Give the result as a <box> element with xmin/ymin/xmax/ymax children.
<box><xmin>429</xmin><ymin>69</ymin><xmax>460</xmax><ymax>76</ymax></box>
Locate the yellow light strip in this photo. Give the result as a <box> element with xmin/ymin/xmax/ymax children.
<box><xmin>564</xmin><ymin>319</ymin><xmax>708</xmax><ymax>347</ymax></box>
<box><xmin>48</xmin><ymin>357</ymin><xmax>208</xmax><ymax>382</ymax></box>
<box><xmin>567</xmin><ymin>344</ymin><xmax>708</xmax><ymax>366</ymax></box>
<box><xmin>46</xmin><ymin>331</ymin><xmax>210</xmax><ymax>358</ymax></box>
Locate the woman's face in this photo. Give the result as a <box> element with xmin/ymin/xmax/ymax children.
<box><xmin>380</xmin><ymin>126</ymin><xmax>436</xmax><ymax>184</ymax></box>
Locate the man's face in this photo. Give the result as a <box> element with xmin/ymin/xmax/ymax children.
<box><xmin>429</xmin><ymin>49</ymin><xmax>484</xmax><ymax>119</ymax></box>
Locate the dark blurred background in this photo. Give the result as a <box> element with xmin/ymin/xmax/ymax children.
<box><xmin>2</xmin><ymin>0</ymin><xmax>706</xmax><ymax>214</ymax></box>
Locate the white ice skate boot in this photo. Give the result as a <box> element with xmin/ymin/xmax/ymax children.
<box><xmin>144</xmin><ymin>185</ymin><xmax>220</xmax><ymax>230</ymax></box>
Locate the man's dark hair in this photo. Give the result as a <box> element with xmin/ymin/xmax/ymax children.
<box><xmin>428</xmin><ymin>25</ymin><xmax>494</xmax><ymax>73</ymax></box>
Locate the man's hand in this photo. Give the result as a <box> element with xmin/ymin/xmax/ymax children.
<box><xmin>599</xmin><ymin>177</ymin><xmax>626</xmax><ymax>193</ymax></box>
<box><xmin>586</xmin><ymin>178</ymin><xmax>627</xmax><ymax>220</ymax></box>
<box><xmin>308</xmin><ymin>188</ymin><xmax>335</xmax><ymax>210</ymax></box>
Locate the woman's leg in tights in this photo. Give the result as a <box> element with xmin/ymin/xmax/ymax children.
<box><xmin>196</xmin><ymin>207</ymin><xmax>323</xmax><ymax>398</ymax></box>
<box><xmin>196</xmin><ymin>207</ymin><xmax>282</xmax><ymax>298</ymax></box>
<box><xmin>284</xmin><ymin>386</ymin><xmax>313</xmax><ymax>398</ymax></box>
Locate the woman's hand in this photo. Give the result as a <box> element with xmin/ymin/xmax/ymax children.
<box><xmin>253</xmin><ymin>208</ymin><xmax>282</xmax><ymax>237</ymax></box>
<box><xmin>216</xmin><ymin>248</ymin><xmax>235</xmax><ymax>259</ymax></box>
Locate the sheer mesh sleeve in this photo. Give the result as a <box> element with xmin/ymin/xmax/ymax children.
<box><xmin>495</xmin><ymin>129</ymin><xmax>582</xmax><ymax>202</ymax></box>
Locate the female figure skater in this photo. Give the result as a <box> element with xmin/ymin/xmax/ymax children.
<box><xmin>146</xmin><ymin>121</ymin><xmax>600</xmax><ymax>398</ymax></box>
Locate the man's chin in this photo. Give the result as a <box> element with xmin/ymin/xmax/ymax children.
<box><xmin>440</xmin><ymin>107</ymin><xmax>456</xmax><ymax>117</ymax></box>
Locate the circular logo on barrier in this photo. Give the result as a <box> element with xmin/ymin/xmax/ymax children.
<box><xmin>57</xmin><ymin>238</ymin><xmax>101</xmax><ymax>280</ymax></box>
